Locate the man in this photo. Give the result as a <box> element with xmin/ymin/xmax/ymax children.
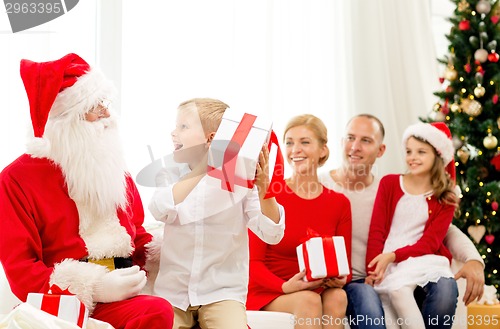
<box><xmin>0</xmin><ymin>53</ymin><xmax>173</xmax><ymax>328</ymax></box>
<box><xmin>319</xmin><ymin>114</ymin><xmax>484</xmax><ymax>329</ymax></box>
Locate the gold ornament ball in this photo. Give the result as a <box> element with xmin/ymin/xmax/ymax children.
<box><xmin>462</xmin><ymin>98</ymin><xmax>483</xmax><ymax>117</ymax></box>
<box><xmin>457</xmin><ymin>147</ymin><xmax>471</xmax><ymax>164</ymax></box>
<box><xmin>483</xmin><ymin>134</ymin><xmax>498</xmax><ymax>149</ymax></box>
<box><xmin>451</xmin><ymin>102</ymin><xmax>461</xmax><ymax>113</ymax></box>
<box><xmin>444</xmin><ymin>67</ymin><xmax>458</xmax><ymax>81</ymax></box>
<box><xmin>497</xmin><ymin>117</ymin><xmax>500</xmax><ymax>129</ymax></box>
<box><xmin>474</xmin><ymin>85</ymin><xmax>486</xmax><ymax>98</ymax></box>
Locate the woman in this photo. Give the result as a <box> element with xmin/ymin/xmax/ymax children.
<box><xmin>247</xmin><ymin>114</ymin><xmax>352</xmax><ymax>329</ymax></box>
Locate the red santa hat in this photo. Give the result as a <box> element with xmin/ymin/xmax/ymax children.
<box><xmin>402</xmin><ymin>122</ymin><xmax>456</xmax><ymax>182</ymax></box>
<box><xmin>20</xmin><ymin>53</ymin><xmax>115</xmax><ymax>155</ymax></box>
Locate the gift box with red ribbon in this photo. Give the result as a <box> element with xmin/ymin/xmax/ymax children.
<box><xmin>26</xmin><ymin>285</ymin><xmax>89</xmax><ymax>328</ymax></box>
<box><xmin>296</xmin><ymin>229</ymin><xmax>350</xmax><ymax>282</ymax></box>
<box><xmin>207</xmin><ymin>108</ymin><xmax>283</xmax><ymax>198</ymax></box>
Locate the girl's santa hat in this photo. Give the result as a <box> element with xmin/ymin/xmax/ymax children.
<box><xmin>402</xmin><ymin>122</ymin><xmax>456</xmax><ymax>182</ymax></box>
<box><xmin>20</xmin><ymin>53</ymin><xmax>115</xmax><ymax>156</ymax></box>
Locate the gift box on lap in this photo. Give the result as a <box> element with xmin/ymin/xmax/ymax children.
<box><xmin>467</xmin><ymin>303</ymin><xmax>500</xmax><ymax>329</ymax></box>
<box><xmin>296</xmin><ymin>232</ymin><xmax>350</xmax><ymax>282</ymax></box>
<box><xmin>27</xmin><ymin>285</ymin><xmax>89</xmax><ymax>328</ymax></box>
<box><xmin>207</xmin><ymin>108</ymin><xmax>273</xmax><ymax>192</ymax></box>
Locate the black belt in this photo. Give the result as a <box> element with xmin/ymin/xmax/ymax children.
<box><xmin>80</xmin><ymin>257</ymin><xmax>133</xmax><ymax>271</ymax></box>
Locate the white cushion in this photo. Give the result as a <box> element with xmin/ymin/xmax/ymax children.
<box><xmin>246</xmin><ymin>311</ymin><xmax>294</xmax><ymax>329</ymax></box>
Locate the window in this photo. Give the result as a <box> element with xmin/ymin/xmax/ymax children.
<box><xmin>0</xmin><ymin>0</ymin><xmax>97</xmax><ymax>169</ymax></box>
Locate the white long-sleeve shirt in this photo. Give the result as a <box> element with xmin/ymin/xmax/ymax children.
<box><xmin>149</xmin><ymin>165</ymin><xmax>285</xmax><ymax>311</ymax></box>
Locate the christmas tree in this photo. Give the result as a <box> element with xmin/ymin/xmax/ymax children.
<box><xmin>431</xmin><ymin>0</ymin><xmax>500</xmax><ymax>289</ymax></box>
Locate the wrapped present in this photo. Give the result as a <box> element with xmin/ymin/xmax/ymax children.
<box><xmin>207</xmin><ymin>108</ymin><xmax>283</xmax><ymax>198</ymax></box>
<box><xmin>26</xmin><ymin>285</ymin><xmax>89</xmax><ymax>328</ymax></box>
<box><xmin>296</xmin><ymin>229</ymin><xmax>350</xmax><ymax>282</ymax></box>
<box><xmin>467</xmin><ymin>303</ymin><xmax>500</xmax><ymax>329</ymax></box>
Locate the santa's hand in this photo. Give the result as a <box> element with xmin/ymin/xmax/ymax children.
<box><xmin>93</xmin><ymin>265</ymin><xmax>147</xmax><ymax>303</ymax></box>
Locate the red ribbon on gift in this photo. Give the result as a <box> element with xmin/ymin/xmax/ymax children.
<box><xmin>208</xmin><ymin>113</ymin><xmax>257</xmax><ymax>192</ymax></box>
<box><xmin>264</xmin><ymin>130</ymin><xmax>284</xmax><ymax>199</ymax></box>
<box><xmin>207</xmin><ymin>113</ymin><xmax>285</xmax><ymax>197</ymax></box>
<box><xmin>49</xmin><ymin>284</ymin><xmax>72</xmax><ymax>295</ymax></box>
<box><xmin>40</xmin><ymin>284</ymin><xmax>87</xmax><ymax>328</ymax></box>
<box><xmin>301</xmin><ymin>228</ymin><xmax>340</xmax><ymax>281</ymax></box>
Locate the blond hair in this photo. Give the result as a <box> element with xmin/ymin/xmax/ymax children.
<box><xmin>178</xmin><ymin>98</ymin><xmax>229</xmax><ymax>134</ymax></box>
<box><xmin>284</xmin><ymin>114</ymin><xmax>329</xmax><ymax>167</ymax></box>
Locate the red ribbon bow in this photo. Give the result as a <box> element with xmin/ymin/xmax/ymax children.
<box><xmin>299</xmin><ymin>228</ymin><xmax>321</xmax><ymax>244</ymax></box>
<box><xmin>299</xmin><ymin>228</ymin><xmax>340</xmax><ymax>281</ymax></box>
<box><xmin>49</xmin><ymin>284</ymin><xmax>73</xmax><ymax>295</ymax></box>
<box><xmin>42</xmin><ymin>284</ymin><xmax>87</xmax><ymax>328</ymax></box>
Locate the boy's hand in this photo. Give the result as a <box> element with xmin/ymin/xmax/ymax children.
<box><xmin>255</xmin><ymin>143</ymin><xmax>280</xmax><ymax>223</ymax></box>
<box><xmin>255</xmin><ymin>143</ymin><xmax>270</xmax><ymax>198</ymax></box>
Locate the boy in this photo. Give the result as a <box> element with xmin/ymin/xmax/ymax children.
<box><xmin>149</xmin><ymin>98</ymin><xmax>285</xmax><ymax>329</ymax></box>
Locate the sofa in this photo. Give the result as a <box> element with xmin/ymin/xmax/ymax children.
<box><xmin>0</xmin><ymin>260</ymin><xmax>469</xmax><ymax>329</ymax></box>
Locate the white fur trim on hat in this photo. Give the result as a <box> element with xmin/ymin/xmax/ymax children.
<box><xmin>26</xmin><ymin>136</ymin><xmax>51</xmax><ymax>158</ymax></box>
<box><xmin>50</xmin><ymin>68</ymin><xmax>116</xmax><ymax>119</ymax></box>
<box><xmin>402</xmin><ymin>122</ymin><xmax>454</xmax><ymax>165</ymax></box>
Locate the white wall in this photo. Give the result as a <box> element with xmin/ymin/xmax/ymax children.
<box><xmin>1</xmin><ymin>1</ymin><xmax>452</xmax><ymax>224</ymax></box>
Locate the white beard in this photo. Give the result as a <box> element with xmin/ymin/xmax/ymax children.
<box><xmin>43</xmin><ymin>114</ymin><xmax>134</xmax><ymax>258</ymax></box>
<box><xmin>45</xmin><ymin>115</ymin><xmax>128</xmax><ymax>217</ymax></box>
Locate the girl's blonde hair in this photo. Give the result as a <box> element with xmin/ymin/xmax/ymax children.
<box><xmin>283</xmin><ymin>114</ymin><xmax>329</xmax><ymax>167</ymax></box>
<box><xmin>178</xmin><ymin>98</ymin><xmax>229</xmax><ymax>134</ymax></box>
<box><xmin>412</xmin><ymin>136</ymin><xmax>459</xmax><ymax>208</ymax></box>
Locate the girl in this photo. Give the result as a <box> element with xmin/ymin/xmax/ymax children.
<box><xmin>247</xmin><ymin>114</ymin><xmax>352</xmax><ymax>329</ymax></box>
<box><xmin>365</xmin><ymin>122</ymin><xmax>459</xmax><ymax>329</ymax></box>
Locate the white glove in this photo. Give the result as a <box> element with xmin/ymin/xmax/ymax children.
<box><xmin>93</xmin><ymin>265</ymin><xmax>147</xmax><ymax>303</ymax></box>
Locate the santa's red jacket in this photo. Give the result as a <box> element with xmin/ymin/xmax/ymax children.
<box><xmin>0</xmin><ymin>154</ymin><xmax>152</xmax><ymax>310</ymax></box>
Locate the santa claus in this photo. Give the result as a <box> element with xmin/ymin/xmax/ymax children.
<box><xmin>0</xmin><ymin>53</ymin><xmax>173</xmax><ymax>328</ymax></box>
